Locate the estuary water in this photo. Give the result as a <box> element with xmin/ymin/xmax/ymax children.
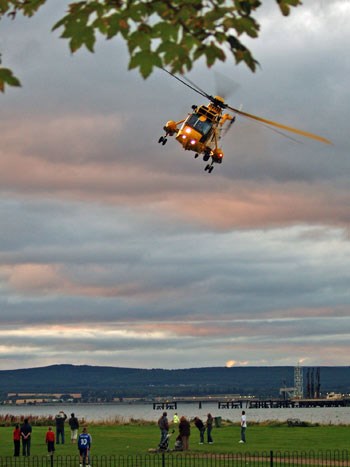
<box><xmin>1</xmin><ymin>403</ymin><xmax>350</xmax><ymax>425</ymax></box>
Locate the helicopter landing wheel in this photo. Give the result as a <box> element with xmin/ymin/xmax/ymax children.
<box><xmin>204</xmin><ymin>164</ymin><xmax>210</xmax><ymax>171</ymax></box>
<box><xmin>203</xmin><ymin>154</ymin><xmax>210</xmax><ymax>162</ymax></box>
<box><xmin>158</xmin><ymin>136</ymin><xmax>164</xmax><ymax>144</ymax></box>
<box><xmin>194</xmin><ymin>153</ymin><xmax>199</xmax><ymax>159</ymax></box>
<box><xmin>209</xmin><ymin>166</ymin><xmax>214</xmax><ymax>173</ymax></box>
<box><xmin>162</xmin><ymin>138</ymin><xmax>167</xmax><ymax>145</ymax></box>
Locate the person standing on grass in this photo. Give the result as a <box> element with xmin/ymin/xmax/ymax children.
<box><xmin>178</xmin><ymin>416</ymin><xmax>191</xmax><ymax>451</ymax></box>
<box><xmin>78</xmin><ymin>427</ymin><xmax>92</xmax><ymax>467</ymax></box>
<box><xmin>55</xmin><ymin>410</ymin><xmax>67</xmax><ymax>444</ymax></box>
<box><xmin>69</xmin><ymin>413</ymin><xmax>79</xmax><ymax>444</ymax></box>
<box><xmin>206</xmin><ymin>413</ymin><xmax>214</xmax><ymax>444</ymax></box>
<box><xmin>239</xmin><ymin>410</ymin><xmax>247</xmax><ymax>443</ymax></box>
<box><xmin>13</xmin><ymin>424</ymin><xmax>21</xmax><ymax>456</ymax></box>
<box><xmin>45</xmin><ymin>426</ymin><xmax>55</xmax><ymax>456</ymax></box>
<box><xmin>21</xmin><ymin>418</ymin><xmax>32</xmax><ymax>456</ymax></box>
<box><xmin>158</xmin><ymin>412</ymin><xmax>169</xmax><ymax>445</ymax></box>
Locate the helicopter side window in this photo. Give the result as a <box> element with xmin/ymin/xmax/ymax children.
<box><xmin>186</xmin><ymin>114</ymin><xmax>212</xmax><ymax>136</ymax></box>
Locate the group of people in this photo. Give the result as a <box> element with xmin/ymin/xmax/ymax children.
<box><xmin>158</xmin><ymin>410</ymin><xmax>247</xmax><ymax>451</ymax></box>
<box><xmin>12</xmin><ymin>408</ymin><xmax>247</xmax><ymax>458</ymax></box>
<box><xmin>13</xmin><ymin>419</ymin><xmax>32</xmax><ymax>457</ymax></box>
<box><xmin>157</xmin><ymin>411</ymin><xmax>215</xmax><ymax>451</ymax></box>
<box><xmin>12</xmin><ymin>412</ymin><xmax>92</xmax><ymax>465</ymax></box>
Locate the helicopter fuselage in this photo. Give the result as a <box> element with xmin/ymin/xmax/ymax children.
<box><xmin>160</xmin><ymin>99</ymin><xmax>233</xmax><ymax>172</ymax></box>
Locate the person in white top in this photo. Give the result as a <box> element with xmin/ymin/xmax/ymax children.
<box><xmin>239</xmin><ymin>410</ymin><xmax>247</xmax><ymax>443</ymax></box>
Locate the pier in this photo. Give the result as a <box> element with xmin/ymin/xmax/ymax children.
<box><xmin>152</xmin><ymin>397</ymin><xmax>350</xmax><ymax>410</ymax></box>
<box><xmin>153</xmin><ymin>402</ymin><xmax>177</xmax><ymax>410</ymax></box>
<box><xmin>218</xmin><ymin>401</ymin><xmax>243</xmax><ymax>409</ymax></box>
<box><xmin>249</xmin><ymin>398</ymin><xmax>350</xmax><ymax>409</ymax></box>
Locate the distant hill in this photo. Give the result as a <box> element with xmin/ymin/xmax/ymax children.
<box><xmin>0</xmin><ymin>365</ymin><xmax>349</xmax><ymax>399</ymax></box>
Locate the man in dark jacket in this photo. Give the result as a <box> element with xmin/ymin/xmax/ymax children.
<box><xmin>194</xmin><ymin>417</ymin><xmax>206</xmax><ymax>444</ymax></box>
<box><xmin>20</xmin><ymin>418</ymin><xmax>32</xmax><ymax>456</ymax></box>
<box><xmin>55</xmin><ymin>411</ymin><xmax>67</xmax><ymax>444</ymax></box>
<box><xmin>157</xmin><ymin>412</ymin><xmax>169</xmax><ymax>445</ymax></box>
<box><xmin>69</xmin><ymin>413</ymin><xmax>80</xmax><ymax>444</ymax></box>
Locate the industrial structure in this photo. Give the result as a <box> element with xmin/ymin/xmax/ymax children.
<box><xmin>294</xmin><ymin>363</ymin><xmax>304</xmax><ymax>399</ymax></box>
<box><xmin>280</xmin><ymin>364</ymin><xmax>320</xmax><ymax>400</ymax></box>
<box><xmin>306</xmin><ymin>367</ymin><xmax>321</xmax><ymax>398</ymax></box>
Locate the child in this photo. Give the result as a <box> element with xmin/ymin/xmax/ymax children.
<box><xmin>78</xmin><ymin>427</ymin><xmax>92</xmax><ymax>467</ymax></box>
<box><xmin>45</xmin><ymin>426</ymin><xmax>55</xmax><ymax>456</ymax></box>
<box><xmin>173</xmin><ymin>434</ymin><xmax>183</xmax><ymax>451</ymax></box>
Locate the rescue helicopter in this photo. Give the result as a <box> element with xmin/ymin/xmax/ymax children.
<box><xmin>158</xmin><ymin>69</ymin><xmax>332</xmax><ymax>173</ymax></box>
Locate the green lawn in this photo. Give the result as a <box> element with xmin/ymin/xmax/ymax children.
<box><xmin>0</xmin><ymin>424</ymin><xmax>349</xmax><ymax>458</ymax></box>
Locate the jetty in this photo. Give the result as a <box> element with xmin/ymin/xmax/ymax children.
<box><xmin>153</xmin><ymin>402</ymin><xmax>177</xmax><ymax>410</ymax></box>
<box><xmin>152</xmin><ymin>397</ymin><xmax>350</xmax><ymax>410</ymax></box>
<box><xmin>242</xmin><ymin>398</ymin><xmax>350</xmax><ymax>409</ymax></box>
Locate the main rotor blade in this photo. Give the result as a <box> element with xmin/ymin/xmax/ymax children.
<box><xmin>227</xmin><ymin>105</ymin><xmax>332</xmax><ymax>145</ymax></box>
<box><xmin>161</xmin><ymin>68</ymin><xmax>209</xmax><ymax>100</ymax></box>
<box><xmin>182</xmin><ymin>75</ymin><xmax>211</xmax><ymax>100</ymax></box>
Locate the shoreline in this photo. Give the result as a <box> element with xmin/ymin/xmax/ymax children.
<box><xmin>1</xmin><ymin>402</ymin><xmax>350</xmax><ymax>425</ymax></box>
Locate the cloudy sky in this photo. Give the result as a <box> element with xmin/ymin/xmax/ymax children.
<box><xmin>0</xmin><ymin>1</ymin><xmax>349</xmax><ymax>370</ymax></box>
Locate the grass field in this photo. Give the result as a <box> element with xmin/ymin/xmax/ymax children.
<box><xmin>0</xmin><ymin>422</ymin><xmax>349</xmax><ymax>458</ymax></box>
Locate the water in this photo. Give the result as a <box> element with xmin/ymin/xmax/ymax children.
<box><xmin>1</xmin><ymin>403</ymin><xmax>350</xmax><ymax>425</ymax></box>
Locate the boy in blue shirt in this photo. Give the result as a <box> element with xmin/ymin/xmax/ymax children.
<box><xmin>78</xmin><ymin>427</ymin><xmax>92</xmax><ymax>467</ymax></box>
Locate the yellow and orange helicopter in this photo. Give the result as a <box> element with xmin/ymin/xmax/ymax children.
<box><xmin>158</xmin><ymin>69</ymin><xmax>332</xmax><ymax>173</ymax></box>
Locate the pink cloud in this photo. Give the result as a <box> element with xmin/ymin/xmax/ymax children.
<box><xmin>1</xmin><ymin>146</ymin><xmax>349</xmax><ymax>230</ymax></box>
<box><xmin>5</xmin><ymin>264</ymin><xmax>65</xmax><ymax>293</ymax></box>
<box><xmin>1</xmin><ymin>115</ymin><xmax>348</xmax><ymax>231</ymax></box>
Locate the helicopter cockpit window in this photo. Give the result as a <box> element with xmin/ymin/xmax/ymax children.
<box><xmin>186</xmin><ymin>114</ymin><xmax>212</xmax><ymax>136</ymax></box>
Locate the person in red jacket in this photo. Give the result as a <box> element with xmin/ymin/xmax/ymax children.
<box><xmin>45</xmin><ymin>426</ymin><xmax>55</xmax><ymax>456</ymax></box>
<box><xmin>13</xmin><ymin>424</ymin><xmax>21</xmax><ymax>457</ymax></box>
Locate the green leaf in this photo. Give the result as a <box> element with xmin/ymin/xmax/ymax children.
<box><xmin>0</xmin><ymin>67</ymin><xmax>21</xmax><ymax>92</ymax></box>
<box><xmin>127</xmin><ymin>29</ymin><xmax>151</xmax><ymax>53</ymax></box>
<box><xmin>230</xmin><ymin>17</ymin><xmax>259</xmax><ymax>37</ymax></box>
<box><xmin>234</xmin><ymin>48</ymin><xmax>259</xmax><ymax>72</ymax></box>
<box><xmin>152</xmin><ymin>22</ymin><xmax>179</xmax><ymax>42</ymax></box>
<box><xmin>93</xmin><ymin>17</ymin><xmax>109</xmax><ymax>35</ymax></box>
<box><xmin>126</xmin><ymin>2</ymin><xmax>148</xmax><ymax>22</ymax></box>
<box><xmin>193</xmin><ymin>46</ymin><xmax>206</xmax><ymax>61</ymax></box>
<box><xmin>277</xmin><ymin>0</ymin><xmax>302</xmax><ymax>16</ymax></box>
<box><xmin>204</xmin><ymin>7</ymin><xmax>231</xmax><ymax>24</ymax></box>
<box><xmin>204</xmin><ymin>43</ymin><xmax>226</xmax><ymax>67</ymax></box>
<box><xmin>103</xmin><ymin>12</ymin><xmax>121</xmax><ymax>39</ymax></box>
<box><xmin>21</xmin><ymin>0</ymin><xmax>47</xmax><ymax>17</ymax></box>
<box><xmin>128</xmin><ymin>50</ymin><xmax>162</xmax><ymax>79</ymax></box>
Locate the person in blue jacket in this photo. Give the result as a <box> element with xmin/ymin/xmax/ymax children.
<box><xmin>78</xmin><ymin>427</ymin><xmax>92</xmax><ymax>467</ymax></box>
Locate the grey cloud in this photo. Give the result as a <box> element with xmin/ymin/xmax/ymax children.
<box><xmin>1</xmin><ymin>199</ymin><xmax>350</xmax><ymax>327</ymax></box>
<box><xmin>1</xmin><ymin>316</ymin><xmax>350</xmax><ymax>369</ymax></box>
